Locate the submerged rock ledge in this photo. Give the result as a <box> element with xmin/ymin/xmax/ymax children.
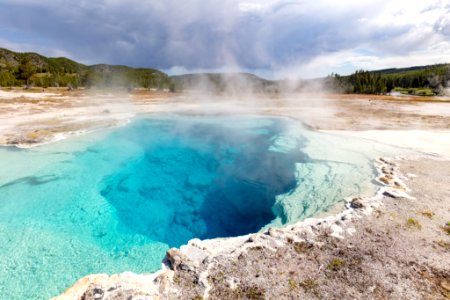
<box><xmin>53</xmin><ymin>157</ymin><xmax>450</xmax><ymax>299</ymax></box>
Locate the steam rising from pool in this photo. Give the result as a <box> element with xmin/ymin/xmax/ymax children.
<box><xmin>0</xmin><ymin>114</ymin><xmax>395</xmax><ymax>298</ymax></box>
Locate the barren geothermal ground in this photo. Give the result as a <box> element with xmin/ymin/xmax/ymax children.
<box><xmin>0</xmin><ymin>88</ymin><xmax>449</xmax><ymax>299</ymax></box>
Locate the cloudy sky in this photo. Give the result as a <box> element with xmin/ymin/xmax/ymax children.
<box><xmin>0</xmin><ymin>0</ymin><xmax>449</xmax><ymax>78</ymax></box>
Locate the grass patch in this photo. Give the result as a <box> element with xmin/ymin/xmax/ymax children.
<box><xmin>173</xmin><ymin>274</ymin><xmax>181</xmax><ymax>284</ymax></box>
<box><xmin>288</xmin><ymin>278</ymin><xmax>297</xmax><ymax>290</ymax></box>
<box><xmin>233</xmin><ymin>285</ymin><xmax>265</xmax><ymax>300</ymax></box>
<box><xmin>406</xmin><ymin>218</ymin><xmax>422</xmax><ymax>230</ymax></box>
<box><xmin>300</xmin><ymin>278</ymin><xmax>320</xmax><ymax>298</ymax></box>
<box><xmin>293</xmin><ymin>241</ymin><xmax>312</xmax><ymax>254</ymax></box>
<box><xmin>394</xmin><ymin>87</ymin><xmax>435</xmax><ymax>96</ymax></box>
<box><xmin>436</xmin><ymin>240</ymin><xmax>450</xmax><ymax>250</ymax></box>
<box><xmin>245</xmin><ymin>286</ymin><xmax>265</xmax><ymax>300</ymax></box>
<box><xmin>327</xmin><ymin>258</ymin><xmax>345</xmax><ymax>271</ymax></box>
<box><xmin>421</xmin><ymin>210</ymin><xmax>434</xmax><ymax>219</ymax></box>
<box><xmin>443</xmin><ymin>222</ymin><xmax>450</xmax><ymax>235</ymax></box>
<box><xmin>25</xmin><ymin>130</ymin><xmax>52</xmax><ymax>140</ymax></box>
<box><xmin>208</xmin><ymin>271</ymin><xmax>225</xmax><ymax>284</ymax></box>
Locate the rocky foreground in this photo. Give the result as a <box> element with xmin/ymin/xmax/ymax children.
<box><xmin>53</xmin><ymin>157</ymin><xmax>450</xmax><ymax>300</ymax></box>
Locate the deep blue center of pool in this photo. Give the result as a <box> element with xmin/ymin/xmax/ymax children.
<box><xmin>100</xmin><ymin>117</ymin><xmax>303</xmax><ymax>247</ymax></box>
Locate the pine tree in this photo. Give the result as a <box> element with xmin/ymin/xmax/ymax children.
<box><xmin>17</xmin><ymin>57</ymin><xmax>37</xmax><ymax>87</ymax></box>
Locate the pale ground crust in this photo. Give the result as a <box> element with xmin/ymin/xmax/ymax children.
<box><xmin>0</xmin><ymin>88</ymin><xmax>449</xmax><ymax>299</ymax></box>
<box><xmin>1</xmin><ymin>87</ymin><xmax>450</xmax><ymax>148</ymax></box>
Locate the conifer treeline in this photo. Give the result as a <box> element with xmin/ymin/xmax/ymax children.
<box><xmin>325</xmin><ymin>64</ymin><xmax>450</xmax><ymax>95</ymax></box>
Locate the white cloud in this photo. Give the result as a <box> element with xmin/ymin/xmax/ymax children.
<box><xmin>238</xmin><ymin>2</ymin><xmax>267</xmax><ymax>13</ymax></box>
<box><xmin>0</xmin><ymin>0</ymin><xmax>448</xmax><ymax>78</ymax></box>
<box><xmin>286</xmin><ymin>41</ymin><xmax>450</xmax><ymax>78</ymax></box>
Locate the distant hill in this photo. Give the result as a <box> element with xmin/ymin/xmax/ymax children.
<box><xmin>172</xmin><ymin>64</ymin><xmax>449</xmax><ymax>95</ymax></box>
<box><xmin>1</xmin><ymin>47</ymin><xmax>448</xmax><ymax>95</ymax></box>
<box><xmin>369</xmin><ymin>64</ymin><xmax>450</xmax><ymax>76</ymax></box>
<box><xmin>0</xmin><ymin>48</ymin><xmax>171</xmax><ymax>89</ymax></box>
<box><xmin>170</xmin><ymin>73</ymin><xmax>279</xmax><ymax>93</ymax></box>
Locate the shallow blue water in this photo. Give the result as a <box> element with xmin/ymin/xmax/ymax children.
<box><xmin>0</xmin><ymin>114</ymin><xmax>397</xmax><ymax>299</ymax></box>
<box><xmin>0</xmin><ymin>115</ymin><xmax>312</xmax><ymax>299</ymax></box>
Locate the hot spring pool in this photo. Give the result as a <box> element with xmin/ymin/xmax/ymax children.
<box><xmin>0</xmin><ymin>115</ymin><xmax>396</xmax><ymax>299</ymax></box>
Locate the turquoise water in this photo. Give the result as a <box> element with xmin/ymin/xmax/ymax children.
<box><xmin>0</xmin><ymin>115</ymin><xmax>394</xmax><ymax>299</ymax></box>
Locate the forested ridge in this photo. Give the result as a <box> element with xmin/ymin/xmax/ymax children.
<box><xmin>325</xmin><ymin>64</ymin><xmax>450</xmax><ymax>96</ymax></box>
<box><xmin>0</xmin><ymin>48</ymin><xmax>172</xmax><ymax>89</ymax></box>
<box><xmin>1</xmin><ymin>47</ymin><xmax>448</xmax><ymax>95</ymax></box>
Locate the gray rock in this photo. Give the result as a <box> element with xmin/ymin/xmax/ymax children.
<box><xmin>166</xmin><ymin>248</ymin><xmax>192</xmax><ymax>272</ymax></box>
<box><xmin>350</xmin><ymin>197</ymin><xmax>365</xmax><ymax>209</ymax></box>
